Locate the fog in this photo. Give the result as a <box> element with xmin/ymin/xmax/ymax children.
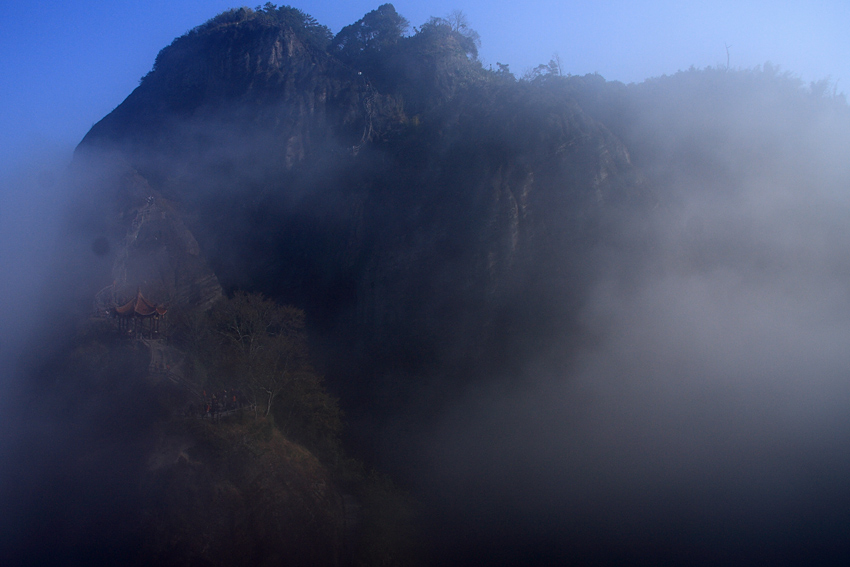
<box><xmin>0</xmin><ymin>151</ymin><xmax>146</xmax><ymax>563</ymax></box>
<box><xmin>0</xmin><ymin>150</ymin><xmax>74</xmax><ymax>387</ymax></box>
<box><xmin>398</xmin><ymin>100</ymin><xmax>850</xmax><ymax>563</ymax></box>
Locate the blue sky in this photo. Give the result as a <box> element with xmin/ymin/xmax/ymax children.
<box><xmin>0</xmin><ymin>0</ymin><xmax>847</xmax><ymax>173</ymax></box>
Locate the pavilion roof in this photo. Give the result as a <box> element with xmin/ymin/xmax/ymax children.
<box><xmin>114</xmin><ymin>289</ymin><xmax>167</xmax><ymax>318</ymax></box>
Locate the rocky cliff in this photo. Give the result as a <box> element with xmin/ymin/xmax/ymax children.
<box><xmin>73</xmin><ymin>5</ymin><xmax>653</xmax><ymax>411</ymax></box>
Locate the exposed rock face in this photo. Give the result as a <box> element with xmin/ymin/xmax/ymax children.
<box><xmin>78</xmin><ymin>13</ymin><xmax>378</xmax><ymax>177</ymax></box>
<box><xmin>110</xmin><ymin>187</ymin><xmax>222</xmax><ymax>310</ymax></box>
<box><xmin>79</xmin><ymin>160</ymin><xmax>223</xmax><ymax>314</ymax></box>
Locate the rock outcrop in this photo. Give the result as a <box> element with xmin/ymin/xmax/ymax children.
<box><xmin>76</xmin><ymin>159</ymin><xmax>223</xmax><ymax>315</ymax></box>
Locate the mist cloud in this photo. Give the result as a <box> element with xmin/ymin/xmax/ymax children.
<box><xmin>0</xmin><ymin>151</ymin><xmax>74</xmax><ymax>382</ymax></box>
<box><xmin>408</xmin><ymin>116</ymin><xmax>850</xmax><ymax>563</ymax></box>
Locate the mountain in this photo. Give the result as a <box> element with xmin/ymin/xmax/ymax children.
<box><xmin>73</xmin><ymin>5</ymin><xmax>655</xmax><ymax>412</ymax></box>
<box><xmin>15</xmin><ymin>3</ymin><xmax>850</xmax><ymax>566</ymax></box>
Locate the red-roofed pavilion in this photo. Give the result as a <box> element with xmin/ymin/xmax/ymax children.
<box><xmin>112</xmin><ymin>289</ymin><xmax>168</xmax><ymax>337</ymax></box>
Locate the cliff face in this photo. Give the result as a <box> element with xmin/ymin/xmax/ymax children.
<box><xmin>342</xmin><ymin>83</ymin><xmax>648</xmax><ymax>383</ymax></box>
<box><xmin>110</xmin><ymin>190</ymin><xmax>221</xmax><ymax>310</ymax></box>
<box><xmin>79</xmin><ymin>15</ymin><xmax>368</xmax><ymax>157</ymax></box>
<box><xmin>71</xmin><ymin>157</ymin><xmax>223</xmax><ymax>314</ymax></box>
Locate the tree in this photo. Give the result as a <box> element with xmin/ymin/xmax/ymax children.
<box><xmin>186</xmin><ymin>292</ymin><xmax>343</xmax><ymax>457</ymax></box>
<box><xmin>331</xmin><ymin>3</ymin><xmax>409</xmax><ymax>61</ymax></box>
<box><xmin>207</xmin><ymin>292</ymin><xmax>309</xmax><ymax>417</ymax></box>
<box><xmin>494</xmin><ymin>62</ymin><xmax>515</xmax><ymax>82</ymax></box>
<box><xmin>522</xmin><ymin>54</ymin><xmax>564</xmax><ymax>81</ymax></box>
<box><xmin>444</xmin><ymin>9</ymin><xmax>481</xmax><ymax>48</ymax></box>
<box><xmin>195</xmin><ymin>4</ymin><xmax>332</xmax><ymax>50</ymax></box>
<box><xmin>418</xmin><ymin>11</ymin><xmax>481</xmax><ymax>60</ymax></box>
<box><xmin>258</xmin><ymin>4</ymin><xmax>333</xmax><ymax>50</ymax></box>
